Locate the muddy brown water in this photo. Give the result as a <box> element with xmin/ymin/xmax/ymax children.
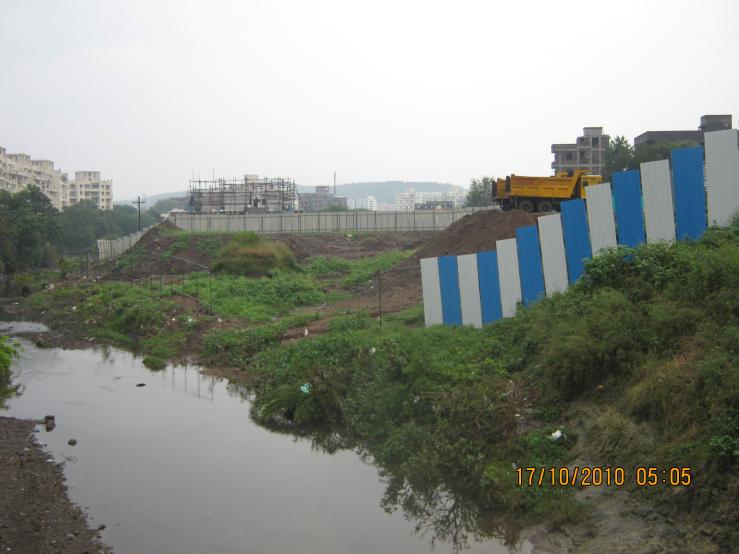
<box><xmin>1</xmin><ymin>322</ymin><xmax>530</xmax><ymax>554</ymax></box>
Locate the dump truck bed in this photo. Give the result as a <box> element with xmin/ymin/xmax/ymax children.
<box><xmin>506</xmin><ymin>173</ymin><xmax>580</xmax><ymax>200</ymax></box>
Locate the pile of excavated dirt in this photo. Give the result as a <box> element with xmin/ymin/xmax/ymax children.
<box><xmin>107</xmin><ymin>221</ymin><xmax>230</xmax><ymax>278</ymax></box>
<box><xmin>273</xmin><ymin>232</ymin><xmax>436</xmax><ymax>260</ymax></box>
<box><xmin>348</xmin><ymin>209</ymin><xmax>542</xmax><ymax>314</ymax></box>
<box><xmin>415</xmin><ymin>209</ymin><xmax>539</xmax><ymax>258</ymax></box>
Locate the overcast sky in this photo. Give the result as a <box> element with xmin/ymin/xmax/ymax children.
<box><xmin>1</xmin><ymin>0</ymin><xmax>737</xmax><ymax>199</ymax></box>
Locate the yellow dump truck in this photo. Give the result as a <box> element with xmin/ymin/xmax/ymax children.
<box><xmin>493</xmin><ymin>170</ymin><xmax>603</xmax><ymax>212</ymax></box>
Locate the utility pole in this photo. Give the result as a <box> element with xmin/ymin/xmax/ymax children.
<box><xmin>333</xmin><ymin>171</ymin><xmax>337</xmax><ymax>196</ymax></box>
<box><xmin>132</xmin><ymin>196</ymin><xmax>146</xmax><ymax>231</ymax></box>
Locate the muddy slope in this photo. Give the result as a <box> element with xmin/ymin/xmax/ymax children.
<box><xmin>352</xmin><ymin>209</ymin><xmax>541</xmax><ymax>314</ymax></box>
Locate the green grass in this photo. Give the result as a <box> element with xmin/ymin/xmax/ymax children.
<box><xmin>305</xmin><ymin>249</ymin><xmax>414</xmax><ymax>287</ymax></box>
<box><xmin>27</xmin><ymin>281</ymin><xmax>195</xmax><ymax>367</ymax></box>
<box><xmin>168</xmin><ymin>249</ymin><xmax>413</xmax><ymax>322</ymax></box>
<box><xmin>0</xmin><ymin>337</ymin><xmax>18</xmax><ymax>404</ymax></box>
<box><xmin>173</xmin><ymin>271</ymin><xmax>327</xmax><ymax>321</ymax></box>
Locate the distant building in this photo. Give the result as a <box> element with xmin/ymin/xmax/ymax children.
<box><xmin>366</xmin><ymin>195</ymin><xmax>377</xmax><ymax>211</ymax></box>
<box><xmin>394</xmin><ymin>187</ymin><xmax>465</xmax><ymax>211</ymax></box>
<box><xmin>0</xmin><ymin>145</ymin><xmax>113</xmax><ymax>209</ymax></box>
<box><xmin>415</xmin><ymin>200</ymin><xmax>454</xmax><ymax>210</ymax></box>
<box><xmin>65</xmin><ymin>171</ymin><xmax>113</xmax><ymax>210</ymax></box>
<box><xmin>634</xmin><ymin>114</ymin><xmax>733</xmax><ymax>146</ymax></box>
<box><xmin>300</xmin><ymin>185</ymin><xmax>348</xmax><ymax>212</ymax></box>
<box><xmin>551</xmin><ymin>127</ymin><xmax>610</xmax><ymax>176</ymax></box>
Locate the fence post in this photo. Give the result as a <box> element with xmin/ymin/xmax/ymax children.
<box><xmin>209</xmin><ymin>271</ymin><xmax>213</xmax><ymax>315</ymax></box>
<box><xmin>377</xmin><ymin>270</ymin><xmax>382</xmax><ymax>329</ymax></box>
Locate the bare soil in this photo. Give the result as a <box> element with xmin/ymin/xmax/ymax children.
<box><xmin>0</xmin><ymin>416</ymin><xmax>111</xmax><ymax>553</ymax></box>
<box><xmin>335</xmin><ymin>209</ymin><xmax>542</xmax><ymax>315</ymax></box>
<box><xmin>114</xmin><ymin>222</ymin><xmax>440</xmax><ymax>279</ymax></box>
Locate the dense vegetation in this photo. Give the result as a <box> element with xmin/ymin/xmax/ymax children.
<box><xmin>0</xmin><ymin>186</ymin><xmax>158</xmax><ymax>274</ymax></box>
<box><xmin>0</xmin><ymin>336</ymin><xmax>18</xmax><ymax>404</ymax></box>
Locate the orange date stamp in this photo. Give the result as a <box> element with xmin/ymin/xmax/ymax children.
<box><xmin>515</xmin><ymin>466</ymin><xmax>692</xmax><ymax>487</ymax></box>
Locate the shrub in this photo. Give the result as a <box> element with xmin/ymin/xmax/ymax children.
<box><xmin>213</xmin><ymin>232</ymin><xmax>295</xmax><ymax>276</ymax></box>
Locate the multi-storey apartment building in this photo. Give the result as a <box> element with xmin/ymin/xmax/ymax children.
<box><xmin>0</xmin><ymin>145</ymin><xmax>113</xmax><ymax>209</ymax></box>
<box><xmin>551</xmin><ymin>127</ymin><xmax>610</xmax><ymax>176</ymax></box>
<box><xmin>64</xmin><ymin>171</ymin><xmax>113</xmax><ymax>210</ymax></box>
<box><xmin>394</xmin><ymin>186</ymin><xmax>465</xmax><ymax>211</ymax></box>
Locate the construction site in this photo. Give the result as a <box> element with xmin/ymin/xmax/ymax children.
<box><xmin>187</xmin><ymin>174</ymin><xmax>302</xmax><ymax>213</ymax></box>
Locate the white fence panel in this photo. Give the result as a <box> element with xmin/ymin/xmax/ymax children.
<box><xmin>456</xmin><ymin>254</ymin><xmax>483</xmax><ymax>328</ymax></box>
<box><xmin>496</xmin><ymin>238</ymin><xmax>521</xmax><ymax>318</ymax></box>
<box><xmin>640</xmin><ymin>159</ymin><xmax>676</xmax><ymax>242</ymax></box>
<box><xmin>537</xmin><ymin>214</ymin><xmax>569</xmax><ymax>296</ymax></box>
<box><xmin>585</xmin><ymin>183</ymin><xmax>617</xmax><ymax>254</ymax></box>
<box><xmin>421</xmin><ymin>257</ymin><xmax>443</xmax><ymax>326</ymax></box>
<box><xmin>705</xmin><ymin>129</ymin><xmax>739</xmax><ymax>227</ymax></box>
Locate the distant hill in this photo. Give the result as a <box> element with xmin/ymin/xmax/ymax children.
<box><xmin>297</xmin><ymin>181</ymin><xmax>459</xmax><ymax>203</ymax></box>
<box><xmin>114</xmin><ymin>191</ymin><xmax>187</xmax><ymax>206</ymax></box>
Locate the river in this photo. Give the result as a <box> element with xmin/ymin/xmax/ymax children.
<box><xmin>1</xmin><ymin>321</ymin><xmax>530</xmax><ymax>554</ymax></box>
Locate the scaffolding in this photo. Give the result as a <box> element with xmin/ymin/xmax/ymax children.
<box><xmin>187</xmin><ymin>175</ymin><xmax>304</xmax><ymax>213</ymax></box>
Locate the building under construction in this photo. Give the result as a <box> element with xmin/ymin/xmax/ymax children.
<box><xmin>188</xmin><ymin>174</ymin><xmax>302</xmax><ymax>213</ymax></box>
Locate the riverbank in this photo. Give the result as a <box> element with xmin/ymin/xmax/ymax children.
<box><xmin>2</xmin><ymin>217</ymin><xmax>738</xmax><ymax>552</ymax></box>
<box><xmin>0</xmin><ymin>416</ymin><xmax>111</xmax><ymax>553</ymax></box>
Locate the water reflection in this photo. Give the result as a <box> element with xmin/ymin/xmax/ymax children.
<box><xmin>2</xmin><ymin>328</ymin><xmax>527</xmax><ymax>554</ymax></box>
<box><xmin>226</xmin><ymin>381</ymin><xmax>528</xmax><ymax>554</ymax></box>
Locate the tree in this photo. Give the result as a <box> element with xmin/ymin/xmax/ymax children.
<box><xmin>465</xmin><ymin>177</ymin><xmax>494</xmax><ymax>207</ymax></box>
<box><xmin>634</xmin><ymin>139</ymin><xmax>701</xmax><ymax>166</ymax></box>
<box><xmin>603</xmin><ymin>136</ymin><xmax>636</xmax><ymax>181</ymax></box>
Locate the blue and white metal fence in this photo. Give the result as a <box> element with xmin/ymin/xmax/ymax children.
<box><xmin>421</xmin><ymin>130</ymin><xmax>739</xmax><ymax>327</ymax></box>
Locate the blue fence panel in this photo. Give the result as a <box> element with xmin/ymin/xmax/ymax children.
<box><xmin>438</xmin><ymin>255</ymin><xmax>462</xmax><ymax>325</ymax></box>
<box><xmin>476</xmin><ymin>251</ymin><xmax>503</xmax><ymax>324</ymax></box>
<box><xmin>612</xmin><ymin>169</ymin><xmax>646</xmax><ymax>247</ymax></box>
<box><xmin>672</xmin><ymin>146</ymin><xmax>707</xmax><ymax>240</ymax></box>
<box><xmin>560</xmin><ymin>199</ymin><xmax>592</xmax><ymax>284</ymax></box>
<box><xmin>515</xmin><ymin>225</ymin><xmax>545</xmax><ymax>305</ymax></box>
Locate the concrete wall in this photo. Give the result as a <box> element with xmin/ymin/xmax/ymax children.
<box><xmin>171</xmin><ymin>207</ymin><xmax>488</xmax><ymax>234</ymax></box>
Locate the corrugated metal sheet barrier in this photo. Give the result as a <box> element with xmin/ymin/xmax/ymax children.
<box><xmin>422</xmin><ymin>131</ymin><xmax>739</xmax><ymax>327</ymax></box>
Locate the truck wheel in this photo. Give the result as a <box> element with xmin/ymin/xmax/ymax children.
<box><xmin>501</xmin><ymin>199</ymin><xmax>513</xmax><ymax>211</ymax></box>
<box><xmin>519</xmin><ymin>199</ymin><xmax>534</xmax><ymax>213</ymax></box>
<box><xmin>537</xmin><ymin>200</ymin><xmax>553</xmax><ymax>212</ymax></box>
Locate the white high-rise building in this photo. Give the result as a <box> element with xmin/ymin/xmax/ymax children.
<box><xmin>394</xmin><ymin>186</ymin><xmax>465</xmax><ymax>211</ymax></box>
<box><xmin>0</xmin><ymin>145</ymin><xmax>113</xmax><ymax>209</ymax></box>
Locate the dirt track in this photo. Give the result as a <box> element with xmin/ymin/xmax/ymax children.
<box><xmin>0</xmin><ymin>416</ymin><xmax>110</xmax><ymax>553</ymax></box>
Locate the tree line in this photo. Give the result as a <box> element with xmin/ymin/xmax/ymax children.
<box><xmin>0</xmin><ymin>186</ymin><xmax>163</xmax><ymax>274</ymax></box>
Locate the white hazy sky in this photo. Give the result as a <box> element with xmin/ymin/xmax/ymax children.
<box><xmin>1</xmin><ymin>0</ymin><xmax>738</xmax><ymax>199</ymax></box>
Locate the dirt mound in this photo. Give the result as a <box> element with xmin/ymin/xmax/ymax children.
<box><xmin>349</xmin><ymin>209</ymin><xmax>542</xmax><ymax>315</ymax></box>
<box><xmin>112</xmin><ymin>224</ymin><xmax>440</xmax><ymax>279</ymax></box>
<box><xmin>275</xmin><ymin>232</ymin><xmax>436</xmax><ymax>260</ymax></box>
<box><xmin>416</xmin><ymin>209</ymin><xmax>539</xmax><ymax>258</ymax></box>
<box><xmin>110</xmin><ymin>223</ymin><xmax>232</xmax><ymax>278</ymax></box>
